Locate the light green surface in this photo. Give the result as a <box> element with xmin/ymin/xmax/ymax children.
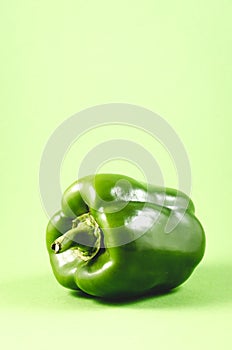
<box><xmin>1</xmin><ymin>1</ymin><xmax>231</xmax><ymax>349</ymax></box>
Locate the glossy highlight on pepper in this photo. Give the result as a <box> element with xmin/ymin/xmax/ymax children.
<box><xmin>46</xmin><ymin>174</ymin><xmax>205</xmax><ymax>299</ymax></box>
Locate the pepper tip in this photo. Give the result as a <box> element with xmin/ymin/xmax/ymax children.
<box><xmin>51</xmin><ymin>242</ymin><xmax>61</xmax><ymax>254</ymax></box>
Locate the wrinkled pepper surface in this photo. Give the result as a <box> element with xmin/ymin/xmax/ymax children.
<box><xmin>46</xmin><ymin>174</ymin><xmax>205</xmax><ymax>299</ymax></box>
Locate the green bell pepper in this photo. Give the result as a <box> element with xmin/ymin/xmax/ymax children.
<box><xmin>46</xmin><ymin>174</ymin><xmax>205</xmax><ymax>299</ymax></box>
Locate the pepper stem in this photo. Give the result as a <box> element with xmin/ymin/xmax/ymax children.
<box><xmin>51</xmin><ymin>213</ymin><xmax>102</xmax><ymax>261</ymax></box>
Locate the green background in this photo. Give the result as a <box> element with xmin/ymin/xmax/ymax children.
<box><xmin>1</xmin><ymin>0</ymin><xmax>231</xmax><ymax>349</ymax></box>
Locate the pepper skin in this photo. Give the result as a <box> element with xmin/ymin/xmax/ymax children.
<box><xmin>46</xmin><ymin>174</ymin><xmax>205</xmax><ymax>299</ymax></box>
